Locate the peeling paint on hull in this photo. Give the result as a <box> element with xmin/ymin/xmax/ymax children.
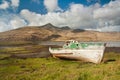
<box><xmin>49</xmin><ymin>48</ymin><xmax>106</xmax><ymax>64</ymax></box>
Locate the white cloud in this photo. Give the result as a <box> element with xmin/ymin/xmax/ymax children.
<box><xmin>0</xmin><ymin>0</ymin><xmax>9</xmax><ymax>9</ymax></box>
<box><xmin>0</xmin><ymin>22</ymin><xmax>10</xmax><ymax>32</ymax></box>
<box><xmin>20</xmin><ymin>9</ymin><xmax>43</xmax><ymax>26</ymax></box>
<box><xmin>44</xmin><ymin>0</ymin><xmax>61</xmax><ymax>12</ymax></box>
<box><xmin>93</xmin><ymin>0</ymin><xmax>120</xmax><ymax>29</ymax></box>
<box><xmin>10</xmin><ymin>16</ymin><xmax>27</xmax><ymax>29</ymax></box>
<box><xmin>0</xmin><ymin>14</ymin><xmax>12</xmax><ymax>32</ymax></box>
<box><xmin>0</xmin><ymin>0</ymin><xmax>20</xmax><ymax>10</ymax></box>
<box><xmin>0</xmin><ymin>14</ymin><xmax>27</xmax><ymax>32</ymax></box>
<box><xmin>94</xmin><ymin>1</ymin><xmax>120</xmax><ymax>20</ymax></box>
<box><xmin>11</xmin><ymin>0</ymin><xmax>20</xmax><ymax>7</ymax></box>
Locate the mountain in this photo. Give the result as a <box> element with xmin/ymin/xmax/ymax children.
<box><xmin>41</xmin><ymin>23</ymin><xmax>59</xmax><ymax>30</ymax></box>
<box><xmin>0</xmin><ymin>23</ymin><xmax>120</xmax><ymax>41</ymax></box>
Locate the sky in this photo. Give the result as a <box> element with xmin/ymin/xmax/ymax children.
<box><xmin>0</xmin><ymin>0</ymin><xmax>120</xmax><ymax>32</ymax></box>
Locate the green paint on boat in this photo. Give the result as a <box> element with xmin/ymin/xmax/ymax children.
<box><xmin>63</xmin><ymin>40</ymin><xmax>103</xmax><ymax>49</ymax></box>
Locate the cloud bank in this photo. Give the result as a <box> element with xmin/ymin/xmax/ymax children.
<box><xmin>0</xmin><ymin>0</ymin><xmax>120</xmax><ymax>32</ymax></box>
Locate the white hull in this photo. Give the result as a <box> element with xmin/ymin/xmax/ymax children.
<box><xmin>49</xmin><ymin>47</ymin><xmax>106</xmax><ymax>63</ymax></box>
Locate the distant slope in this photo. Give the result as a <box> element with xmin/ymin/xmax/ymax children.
<box><xmin>0</xmin><ymin>23</ymin><xmax>120</xmax><ymax>41</ymax></box>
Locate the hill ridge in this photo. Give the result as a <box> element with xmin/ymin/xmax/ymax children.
<box><xmin>0</xmin><ymin>23</ymin><xmax>120</xmax><ymax>41</ymax></box>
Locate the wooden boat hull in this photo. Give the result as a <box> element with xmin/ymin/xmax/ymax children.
<box><xmin>49</xmin><ymin>48</ymin><xmax>105</xmax><ymax>64</ymax></box>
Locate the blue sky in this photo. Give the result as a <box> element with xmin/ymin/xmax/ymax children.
<box><xmin>0</xmin><ymin>0</ymin><xmax>112</xmax><ymax>14</ymax></box>
<box><xmin>0</xmin><ymin>0</ymin><xmax>120</xmax><ymax>32</ymax></box>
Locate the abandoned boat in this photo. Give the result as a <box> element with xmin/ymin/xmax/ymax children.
<box><xmin>49</xmin><ymin>40</ymin><xmax>106</xmax><ymax>64</ymax></box>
